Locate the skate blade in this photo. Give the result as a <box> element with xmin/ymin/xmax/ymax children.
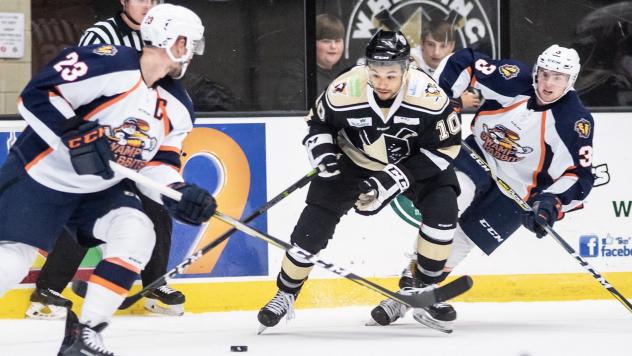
<box><xmin>25</xmin><ymin>302</ymin><xmax>67</xmax><ymax>320</ymax></box>
<box><xmin>144</xmin><ymin>299</ymin><xmax>184</xmax><ymax>316</ymax></box>
<box><xmin>257</xmin><ymin>323</ymin><xmax>268</xmax><ymax>335</ymax></box>
<box><xmin>412</xmin><ymin>311</ymin><xmax>453</xmax><ymax>334</ymax></box>
<box><xmin>364</xmin><ymin>318</ymin><xmax>381</xmax><ymax>326</ymax></box>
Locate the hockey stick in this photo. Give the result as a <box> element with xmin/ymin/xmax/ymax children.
<box><xmin>109</xmin><ymin>162</ymin><xmax>473</xmax><ymax>309</ymax></box>
<box><xmin>71</xmin><ymin>166</ymin><xmax>321</xmax><ymax>309</ymax></box>
<box><xmin>461</xmin><ymin>140</ymin><xmax>632</xmax><ymax>313</ymax></box>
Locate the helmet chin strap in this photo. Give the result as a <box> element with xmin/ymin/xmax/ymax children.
<box><xmin>166</xmin><ymin>47</ymin><xmax>192</xmax><ymax>79</ymax></box>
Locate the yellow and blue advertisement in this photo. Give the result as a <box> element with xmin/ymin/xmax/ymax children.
<box><xmin>0</xmin><ymin>123</ymin><xmax>269</xmax><ymax>282</ymax></box>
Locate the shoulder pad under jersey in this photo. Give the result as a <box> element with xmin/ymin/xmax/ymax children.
<box><xmin>402</xmin><ymin>68</ymin><xmax>449</xmax><ymax>112</ymax></box>
<box><xmin>324</xmin><ymin>65</ymin><xmax>369</xmax><ymax>109</ymax></box>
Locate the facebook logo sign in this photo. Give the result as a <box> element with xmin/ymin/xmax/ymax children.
<box><xmin>579</xmin><ymin>235</ymin><xmax>599</xmax><ymax>257</ymax></box>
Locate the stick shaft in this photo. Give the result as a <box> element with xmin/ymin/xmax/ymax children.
<box><xmin>461</xmin><ymin>141</ymin><xmax>632</xmax><ymax>313</ymax></box>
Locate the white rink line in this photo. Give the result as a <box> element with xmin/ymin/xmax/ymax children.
<box><xmin>0</xmin><ymin>300</ymin><xmax>630</xmax><ymax>356</ymax></box>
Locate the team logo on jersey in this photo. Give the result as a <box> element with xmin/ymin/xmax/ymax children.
<box><xmin>575</xmin><ymin>118</ymin><xmax>591</xmax><ymax>138</ymax></box>
<box><xmin>480</xmin><ymin>123</ymin><xmax>533</xmax><ymax>162</ymax></box>
<box><xmin>332</xmin><ymin>82</ymin><xmax>347</xmax><ymax>95</ymax></box>
<box><xmin>424</xmin><ymin>82</ymin><xmax>441</xmax><ymax>97</ymax></box>
<box><xmin>499</xmin><ymin>64</ymin><xmax>519</xmax><ymax>80</ymax></box>
<box><xmin>345</xmin><ymin>1</ymin><xmax>498</xmax><ymax>63</ymax></box>
<box><xmin>365</xmin><ymin>127</ymin><xmax>417</xmax><ymax>163</ymax></box>
<box><xmin>93</xmin><ymin>45</ymin><xmax>118</xmax><ymax>56</ymax></box>
<box><xmin>105</xmin><ymin>118</ymin><xmax>157</xmax><ymax>169</ymax></box>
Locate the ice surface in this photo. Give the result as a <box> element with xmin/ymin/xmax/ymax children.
<box><xmin>0</xmin><ymin>300</ymin><xmax>629</xmax><ymax>356</ymax></box>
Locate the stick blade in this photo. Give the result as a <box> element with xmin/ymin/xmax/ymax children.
<box><xmin>118</xmin><ymin>293</ymin><xmax>143</xmax><ymax>309</ymax></box>
<box><xmin>434</xmin><ymin>275</ymin><xmax>473</xmax><ymax>303</ymax></box>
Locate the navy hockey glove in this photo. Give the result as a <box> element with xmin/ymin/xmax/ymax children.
<box><xmin>62</xmin><ymin>121</ymin><xmax>114</xmax><ymax>179</ymax></box>
<box><xmin>162</xmin><ymin>182</ymin><xmax>217</xmax><ymax>225</ymax></box>
<box><xmin>354</xmin><ymin>164</ymin><xmax>410</xmax><ymax>216</ymax></box>
<box><xmin>521</xmin><ymin>192</ymin><xmax>561</xmax><ymax>238</ymax></box>
<box><xmin>304</xmin><ymin>133</ymin><xmax>340</xmax><ymax>179</ymax></box>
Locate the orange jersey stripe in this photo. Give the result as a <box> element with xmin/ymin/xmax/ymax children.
<box><xmin>478</xmin><ymin>99</ymin><xmax>529</xmax><ymax>117</ymax></box>
<box><xmin>89</xmin><ymin>275</ymin><xmax>128</xmax><ymax>296</ymax></box>
<box><xmin>469</xmin><ymin>74</ymin><xmax>478</xmax><ymax>87</ymax></box>
<box><xmin>145</xmin><ymin>161</ymin><xmax>180</xmax><ymax>172</ymax></box>
<box><xmin>84</xmin><ymin>77</ymin><xmax>143</xmax><ymax>120</ymax></box>
<box><xmin>525</xmin><ymin>111</ymin><xmax>548</xmax><ymax>200</ymax></box>
<box><xmin>156</xmin><ymin>91</ymin><xmax>172</xmax><ymax>135</ymax></box>
<box><xmin>159</xmin><ymin>145</ymin><xmax>180</xmax><ymax>154</ymax></box>
<box><xmin>25</xmin><ymin>147</ymin><xmax>53</xmax><ymax>171</ymax></box>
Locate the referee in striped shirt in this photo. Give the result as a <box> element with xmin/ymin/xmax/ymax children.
<box><xmin>27</xmin><ymin>0</ymin><xmax>188</xmax><ymax>320</ymax></box>
<box><xmin>78</xmin><ymin>0</ymin><xmax>154</xmax><ymax>51</ymax></box>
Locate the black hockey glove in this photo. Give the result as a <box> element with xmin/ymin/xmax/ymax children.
<box><xmin>521</xmin><ymin>192</ymin><xmax>561</xmax><ymax>238</ymax></box>
<box><xmin>354</xmin><ymin>164</ymin><xmax>410</xmax><ymax>216</ymax></box>
<box><xmin>304</xmin><ymin>133</ymin><xmax>340</xmax><ymax>179</ymax></box>
<box><xmin>162</xmin><ymin>182</ymin><xmax>217</xmax><ymax>225</ymax></box>
<box><xmin>62</xmin><ymin>120</ymin><xmax>114</xmax><ymax>179</ymax></box>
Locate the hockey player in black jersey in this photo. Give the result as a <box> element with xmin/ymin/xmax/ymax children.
<box><xmin>368</xmin><ymin>45</ymin><xmax>594</xmax><ymax>332</ymax></box>
<box><xmin>257</xmin><ymin>29</ymin><xmax>462</xmax><ymax>332</ymax></box>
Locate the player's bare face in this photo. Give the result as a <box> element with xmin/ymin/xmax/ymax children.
<box><xmin>421</xmin><ymin>34</ymin><xmax>455</xmax><ymax>69</ymax></box>
<box><xmin>368</xmin><ymin>64</ymin><xmax>405</xmax><ymax>100</ymax></box>
<box><xmin>316</xmin><ymin>38</ymin><xmax>343</xmax><ymax>70</ymax></box>
<box><xmin>536</xmin><ymin>68</ymin><xmax>569</xmax><ymax>104</ymax></box>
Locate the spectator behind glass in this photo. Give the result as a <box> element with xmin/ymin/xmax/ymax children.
<box><xmin>411</xmin><ymin>20</ymin><xmax>481</xmax><ymax>111</ymax></box>
<box><xmin>276</xmin><ymin>13</ymin><xmax>349</xmax><ymax>110</ymax></box>
<box><xmin>573</xmin><ymin>1</ymin><xmax>632</xmax><ymax>107</ymax></box>
<box><xmin>315</xmin><ymin>14</ymin><xmax>346</xmax><ymax>95</ymax></box>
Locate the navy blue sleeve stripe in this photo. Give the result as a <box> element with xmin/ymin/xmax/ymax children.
<box><xmin>151</xmin><ymin>150</ymin><xmax>181</xmax><ymax>169</ymax></box>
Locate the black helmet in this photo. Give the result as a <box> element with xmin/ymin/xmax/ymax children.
<box><xmin>365</xmin><ymin>29</ymin><xmax>410</xmax><ymax>62</ymax></box>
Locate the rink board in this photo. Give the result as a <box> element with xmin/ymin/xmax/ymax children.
<box><xmin>1</xmin><ymin>113</ymin><xmax>631</xmax><ymax>317</ymax></box>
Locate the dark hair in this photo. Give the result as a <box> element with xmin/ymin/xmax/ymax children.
<box><xmin>422</xmin><ymin>20</ymin><xmax>455</xmax><ymax>43</ymax></box>
<box><xmin>316</xmin><ymin>14</ymin><xmax>345</xmax><ymax>40</ymax></box>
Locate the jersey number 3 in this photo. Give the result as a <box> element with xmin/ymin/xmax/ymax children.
<box><xmin>53</xmin><ymin>52</ymin><xmax>88</xmax><ymax>81</ymax></box>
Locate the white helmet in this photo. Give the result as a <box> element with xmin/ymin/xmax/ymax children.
<box><xmin>141</xmin><ymin>4</ymin><xmax>205</xmax><ymax>79</ymax></box>
<box><xmin>532</xmin><ymin>44</ymin><xmax>581</xmax><ymax>103</ymax></box>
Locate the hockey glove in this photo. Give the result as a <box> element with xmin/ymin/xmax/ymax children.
<box><xmin>304</xmin><ymin>133</ymin><xmax>340</xmax><ymax>179</ymax></box>
<box><xmin>162</xmin><ymin>182</ymin><xmax>217</xmax><ymax>225</ymax></box>
<box><xmin>62</xmin><ymin>121</ymin><xmax>114</xmax><ymax>179</ymax></box>
<box><xmin>354</xmin><ymin>164</ymin><xmax>410</xmax><ymax>216</ymax></box>
<box><xmin>521</xmin><ymin>192</ymin><xmax>561</xmax><ymax>238</ymax></box>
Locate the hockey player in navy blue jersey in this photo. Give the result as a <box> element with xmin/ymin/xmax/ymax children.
<box><xmin>257</xmin><ymin>30</ymin><xmax>462</xmax><ymax>333</ymax></box>
<box><xmin>0</xmin><ymin>4</ymin><xmax>214</xmax><ymax>355</ymax></box>
<box><xmin>369</xmin><ymin>45</ymin><xmax>595</xmax><ymax>333</ymax></box>
<box><xmin>27</xmin><ymin>0</ymin><xmax>187</xmax><ymax>321</ymax></box>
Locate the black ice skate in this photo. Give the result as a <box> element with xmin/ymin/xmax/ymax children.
<box><xmin>144</xmin><ymin>285</ymin><xmax>185</xmax><ymax>316</ymax></box>
<box><xmin>366</xmin><ymin>262</ymin><xmax>415</xmax><ymax>326</ymax></box>
<box><xmin>26</xmin><ymin>287</ymin><xmax>72</xmax><ymax>320</ymax></box>
<box><xmin>367</xmin><ymin>295</ymin><xmax>410</xmax><ymax>326</ymax></box>
<box><xmin>257</xmin><ymin>290</ymin><xmax>296</xmax><ymax>334</ymax></box>
<box><xmin>412</xmin><ymin>301</ymin><xmax>457</xmax><ymax>333</ymax></box>
<box><xmin>58</xmin><ymin>310</ymin><xmax>114</xmax><ymax>356</ymax></box>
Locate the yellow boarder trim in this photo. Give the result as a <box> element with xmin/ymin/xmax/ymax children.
<box><xmin>1</xmin><ymin>272</ymin><xmax>631</xmax><ymax>318</ymax></box>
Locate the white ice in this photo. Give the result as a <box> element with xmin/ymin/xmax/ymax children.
<box><xmin>0</xmin><ymin>300</ymin><xmax>630</xmax><ymax>356</ymax></box>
